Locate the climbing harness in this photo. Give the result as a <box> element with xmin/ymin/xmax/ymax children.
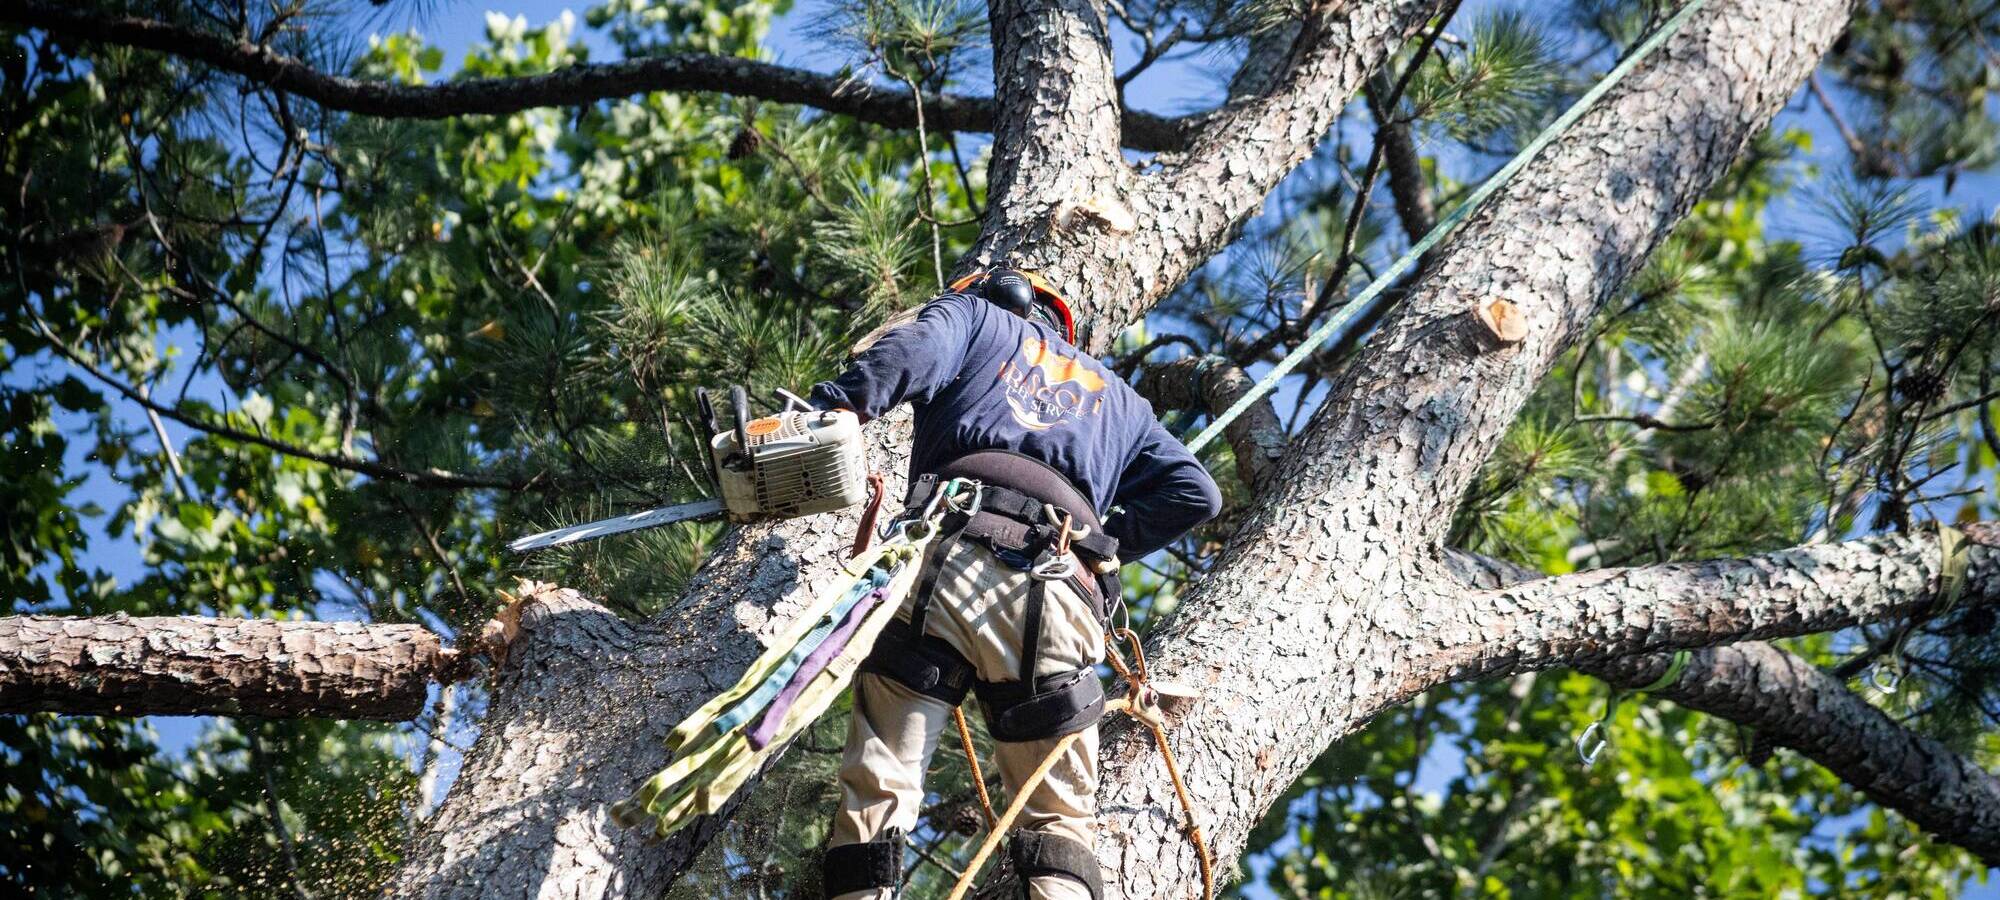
<box><xmin>1575</xmin><ymin>649</ymin><xmax>1691</xmax><ymax>768</ymax></box>
<box><xmin>1185</xmin><ymin>0</ymin><xmax>1714</xmax><ymax>456</ymax></box>
<box><xmin>944</xmin><ymin>627</ymin><xmax>1213</xmax><ymax>900</ymax></box>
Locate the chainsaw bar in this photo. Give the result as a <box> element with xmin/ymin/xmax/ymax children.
<box><xmin>507</xmin><ymin>498</ymin><xmax>726</xmax><ymax>554</ymax></box>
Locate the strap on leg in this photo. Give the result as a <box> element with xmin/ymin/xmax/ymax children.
<box><xmin>1008</xmin><ymin>831</ymin><xmax>1103</xmax><ymax>900</ymax></box>
<box><xmin>822</xmin><ymin>827</ymin><xmax>904</xmax><ymax>898</ymax></box>
<box><xmin>908</xmin><ymin>511</ymin><xmax>972</xmax><ymax>638</ymax></box>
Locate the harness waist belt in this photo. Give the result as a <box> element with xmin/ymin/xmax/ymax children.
<box><xmin>932</xmin><ymin>449</ymin><xmax>1101</xmax><ymax>531</ymax></box>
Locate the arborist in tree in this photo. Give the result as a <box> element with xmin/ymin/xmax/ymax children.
<box><xmin>808</xmin><ymin>267</ymin><xmax>1222</xmax><ymax>900</ymax></box>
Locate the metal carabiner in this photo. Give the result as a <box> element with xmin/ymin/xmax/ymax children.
<box><xmin>896</xmin><ymin>516</ymin><xmax>938</xmax><ymax>544</ymax></box>
<box><xmin>946</xmin><ymin>481</ymin><xmax>984</xmax><ymax>517</ymax></box>
<box><xmin>1869</xmin><ymin>660</ymin><xmax>1903</xmax><ymax>694</ymax></box>
<box><xmin>1575</xmin><ymin>721</ymin><xmax>1608</xmax><ymax>768</ymax></box>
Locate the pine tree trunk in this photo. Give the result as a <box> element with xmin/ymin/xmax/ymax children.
<box><xmin>391</xmin><ymin>0</ymin><xmax>1866</xmax><ymax>897</ymax></box>
<box><xmin>1093</xmin><ymin>1</ymin><xmax>1857</xmax><ymax>894</ymax></box>
<box><xmin>392</xmin><ymin>0</ymin><xmax>1440</xmax><ymax>894</ymax></box>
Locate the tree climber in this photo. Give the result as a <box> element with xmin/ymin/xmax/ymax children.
<box><xmin>809</xmin><ymin>268</ymin><xmax>1223</xmax><ymax>900</ymax></box>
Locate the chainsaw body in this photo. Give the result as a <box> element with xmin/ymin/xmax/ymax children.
<box><xmin>710</xmin><ymin>405</ymin><xmax>869</xmax><ymax>524</ymax></box>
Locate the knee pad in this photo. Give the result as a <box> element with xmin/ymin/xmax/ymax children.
<box><xmin>1008</xmin><ymin>831</ymin><xmax>1103</xmax><ymax>900</ymax></box>
<box><xmin>821</xmin><ymin>827</ymin><xmax>903</xmax><ymax>898</ymax></box>
<box><xmin>861</xmin><ymin>619</ymin><xmax>975</xmax><ymax>706</ymax></box>
<box><xmin>974</xmin><ymin>667</ymin><xmax>1104</xmax><ymax>743</ymax></box>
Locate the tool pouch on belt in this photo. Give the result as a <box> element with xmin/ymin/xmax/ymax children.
<box><xmin>974</xmin><ymin>667</ymin><xmax>1105</xmax><ymax>743</ymax></box>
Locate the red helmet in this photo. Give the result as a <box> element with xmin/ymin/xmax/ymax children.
<box><xmin>949</xmin><ymin>268</ymin><xmax>1075</xmax><ymax>344</ymax></box>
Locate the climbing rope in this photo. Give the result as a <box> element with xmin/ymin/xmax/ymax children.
<box><xmin>945</xmin><ymin>628</ymin><xmax>1213</xmax><ymax>900</ymax></box>
<box><xmin>954</xmin><ymin>706</ymin><xmax>999</xmax><ymax>830</ymax></box>
<box><xmin>1186</xmin><ymin>0</ymin><xmax>1713</xmax><ymax>455</ymax></box>
<box><xmin>1104</xmin><ymin>627</ymin><xmax>1213</xmax><ymax>899</ymax></box>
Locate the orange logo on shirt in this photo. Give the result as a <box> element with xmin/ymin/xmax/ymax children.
<box><xmin>999</xmin><ymin>336</ymin><xmax>1107</xmax><ymax>430</ymax></box>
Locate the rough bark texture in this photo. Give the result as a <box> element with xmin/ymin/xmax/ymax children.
<box><xmin>970</xmin><ymin>0</ymin><xmax>1444</xmax><ymax>349</ymax></box>
<box><xmin>1442</xmin><ymin>548</ymin><xmax>2000</xmax><ymax>868</ymax></box>
<box><xmin>390</xmin><ymin>412</ymin><xmax>916</xmax><ymax>898</ymax></box>
<box><xmin>1594</xmin><ymin>642</ymin><xmax>2000</xmax><ymax>867</ymax></box>
<box><xmin>0</xmin><ymin>0</ymin><xmax>1196</xmax><ymax>152</ymax></box>
<box><xmin>1136</xmin><ymin>355</ymin><xmax>1286</xmax><ymax>493</ymax></box>
<box><xmin>0</xmin><ymin>614</ymin><xmax>443</xmax><ymax>720</ymax></box>
<box><xmin>35</xmin><ymin>0</ymin><xmax>1943</xmax><ymax>895</ymax></box>
<box><xmin>398</xmin><ymin>0</ymin><xmax>1445</xmax><ymax>892</ymax></box>
<box><xmin>1432</xmin><ymin>531</ymin><xmax>2000</xmax><ymax>681</ymax></box>
<box><xmin>1093</xmin><ymin>2</ymin><xmax>1857</xmax><ymax>895</ymax></box>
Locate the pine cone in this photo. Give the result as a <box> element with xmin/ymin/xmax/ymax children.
<box><xmin>728</xmin><ymin>126</ymin><xmax>762</xmax><ymax>160</ymax></box>
<box><xmin>1897</xmin><ymin>369</ymin><xmax>1947</xmax><ymax>403</ymax></box>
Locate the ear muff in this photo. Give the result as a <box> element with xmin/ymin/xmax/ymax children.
<box><xmin>947</xmin><ymin>268</ymin><xmax>1077</xmax><ymax>344</ymax></box>
<box><xmin>984</xmin><ymin>268</ymin><xmax>1038</xmax><ymax>319</ymax></box>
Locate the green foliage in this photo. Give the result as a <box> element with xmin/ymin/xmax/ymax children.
<box><xmin>3</xmin><ymin>0</ymin><xmax>972</xmax><ymax>892</ymax></box>
<box><xmin>1405</xmin><ymin>9</ymin><xmax>1561</xmax><ymax>144</ymax></box>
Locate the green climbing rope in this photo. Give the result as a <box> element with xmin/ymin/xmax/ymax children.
<box><xmin>1186</xmin><ymin>0</ymin><xmax>1713</xmax><ymax>455</ymax></box>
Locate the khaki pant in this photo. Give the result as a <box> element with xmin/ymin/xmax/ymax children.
<box><xmin>830</xmin><ymin>541</ymin><xmax>1106</xmax><ymax>900</ymax></box>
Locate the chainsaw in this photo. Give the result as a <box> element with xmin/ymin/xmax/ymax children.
<box><xmin>507</xmin><ymin>385</ymin><xmax>870</xmax><ymax>553</ymax></box>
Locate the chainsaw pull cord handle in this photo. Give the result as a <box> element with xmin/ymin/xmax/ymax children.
<box><xmin>730</xmin><ymin>384</ymin><xmax>752</xmax><ymax>468</ymax></box>
<box><xmin>693</xmin><ymin>387</ymin><xmax>723</xmax><ymax>490</ymax></box>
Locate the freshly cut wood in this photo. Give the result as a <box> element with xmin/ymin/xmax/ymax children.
<box><xmin>1475</xmin><ymin>297</ymin><xmax>1529</xmax><ymax>344</ymax></box>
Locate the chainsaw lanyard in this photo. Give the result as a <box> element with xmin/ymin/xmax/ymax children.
<box><xmin>1186</xmin><ymin>0</ymin><xmax>1712</xmax><ymax>455</ymax></box>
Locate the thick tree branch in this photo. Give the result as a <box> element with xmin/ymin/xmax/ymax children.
<box><xmin>2</xmin><ymin>0</ymin><xmax>1196</xmax><ymax>152</ymax></box>
<box><xmin>1135</xmin><ymin>355</ymin><xmax>1286</xmax><ymax>493</ymax></box>
<box><xmin>1594</xmin><ymin>643</ymin><xmax>2000</xmax><ymax>866</ymax></box>
<box><xmin>0</xmin><ymin>614</ymin><xmax>447</xmax><ymax>720</ymax></box>
<box><xmin>1435</xmin><ymin>526</ymin><xmax>2000</xmax><ymax>682</ymax></box>
<box><xmin>1441</xmin><ymin>548</ymin><xmax>2000</xmax><ymax>868</ymax></box>
<box><xmin>1096</xmin><ymin>2</ymin><xmax>1858</xmax><ymax>894</ymax></box>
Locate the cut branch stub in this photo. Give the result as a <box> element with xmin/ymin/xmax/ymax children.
<box><xmin>1474</xmin><ymin>297</ymin><xmax>1529</xmax><ymax>345</ymax></box>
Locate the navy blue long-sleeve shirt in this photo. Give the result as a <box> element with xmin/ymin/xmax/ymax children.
<box><xmin>810</xmin><ymin>292</ymin><xmax>1221</xmax><ymax>559</ymax></box>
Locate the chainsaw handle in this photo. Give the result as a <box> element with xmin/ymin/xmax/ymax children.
<box><xmin>693</xmin><ymin>388</ymin><xmax>723</xmax><ymax>490</ymax></box>
<box><xmin>696</xmin><ymin>387</ymin><xmax>719</xmax><ymax>435</ymax></box>
<box><xmin>731</xmin><ymin>384</ymin><xmax>752</xmax><ymax>461</ymax></box>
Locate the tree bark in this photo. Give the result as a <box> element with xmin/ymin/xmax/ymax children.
<box><xmin>1366</xmin><ymin>71</ymin><xmax>1437</xmax><ymax>244</ymax></box>
<box><xmin>1441</xmin><ymin>548</ymin><xmax>2000</xmax><ymax>868</ymax></box>
<box><xmin>970</xmin><ymin>0</ymin><xmax>1445</xmax><ymax>348</ymax></box>
<box><xmin>25</xmin><ymin>0</ymin><xmax>1937</xmax><ymax>896</ymax></box>
<box><xmin>1136</xmin><ymin>355</ymin><xmax>1286</xmax><ymax>493</ymax></box>
<box><xmin>0</xmin><ymin>614</ymin><xmax>444</xmax><ymax>720</ymax></box>
<box><xmin>1092</xmin><ymin>1</ymin><xmax>1858</xmax><ymax>895</ymax></box>
<box><xmin>1593</xmin><ymin>642</ymin><xmax>2000</xmax><ymax>867</ymax></box>
<box><xmin>396</xmin><ymin>0</ymin><xmax>1444</xmax><ymax>893</ymax></box>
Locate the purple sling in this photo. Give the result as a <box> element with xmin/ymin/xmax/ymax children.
<box><xmin>747</xmin><ymin>587</ymin><xmax>887</xmax><ymax>749</ymax></box>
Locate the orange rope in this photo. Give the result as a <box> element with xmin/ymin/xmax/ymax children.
<box><xmin>945</xmin><ymin>699</ymin><xmax>1130</xmax><ymax>900</ymax></box>
<box><xmin>1105</xmin><ymin>628</ymin><xmax>1213</xmax><ymax>900</ymax></box>
<box><xmin>952</xmin><ymin>707</ymin><xmax>997</xmax><ymax>830</ymax></box>
<box><xmin>941</xmin><ymin>628</ymin><xmax>1214</xmax><ymax>900</ymax></box>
